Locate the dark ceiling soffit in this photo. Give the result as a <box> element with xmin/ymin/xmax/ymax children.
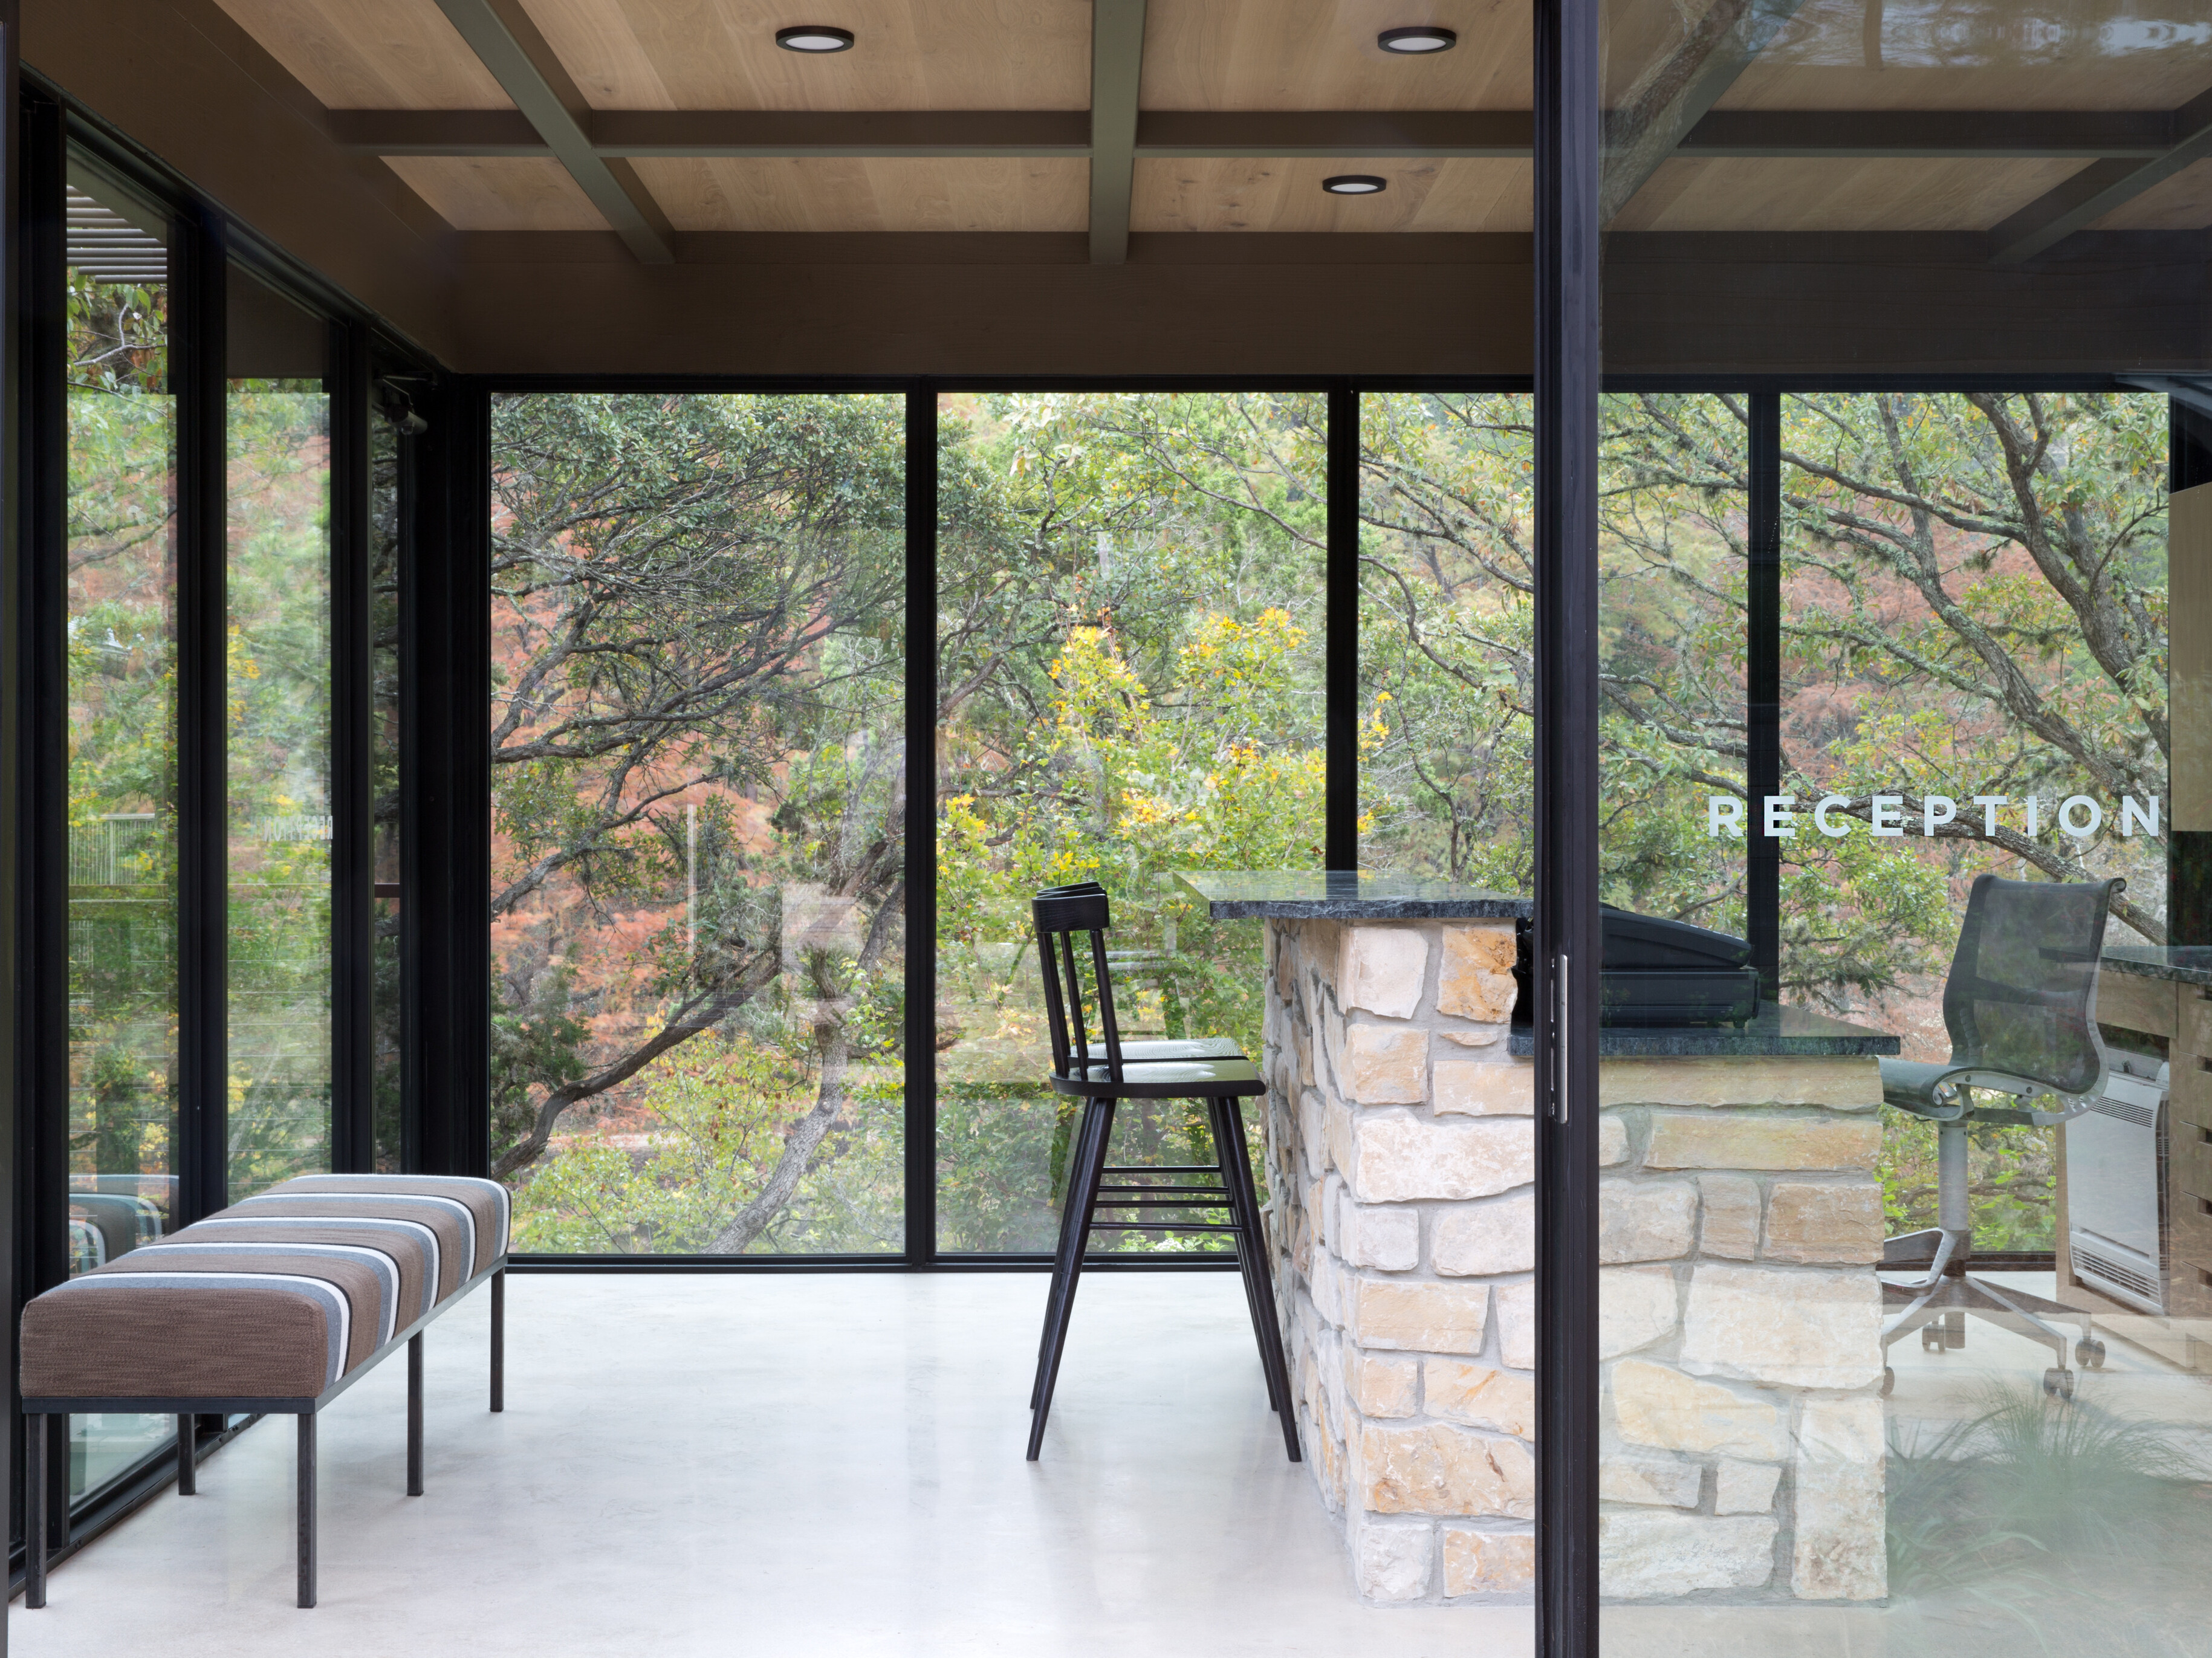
<box><xmin>429</xmin><ymin>0</ymin><xmax>675</xmax><ymax>263</ymax></box>
<box><xmin>1988</xmin><ymin>85</ymin><xmax>2212</xmax><ymax>265</ymax></box>
<box><xmin>1089</xmin><ymin>0</ymin><xmax>1146</xmax><ymax>264</ymax></box>
<box><xmin>325</xmin><ymin>106</ymin><xmax>2185</xmax><ymax>163</ymax></box>
<box><xmin>1600</xmin><ymin>0</ymin><xmax>1809</xmax><ymax>222</ymax></box>
<box><xmin>438</xmin><ymin>226</ymin><xmax>2209</xmax><ymax>269</ymax></box>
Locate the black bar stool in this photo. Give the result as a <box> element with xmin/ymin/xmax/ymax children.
<box><xmin>1025</xmin><ymin>884</ymin><xmax>1300</xmax><ymax>1464</ymax></box>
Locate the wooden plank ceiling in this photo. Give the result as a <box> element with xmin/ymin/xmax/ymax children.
<box><xmin>209</xmin><ymin>0</ymin><xmax>2212</xmax><ymax>261</ymax></box>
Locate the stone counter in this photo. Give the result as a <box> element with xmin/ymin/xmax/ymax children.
<box><xmin>1178</xmin><ymin>874</ymin><xmax>1895</xmax><ymax>1610</ymax></box>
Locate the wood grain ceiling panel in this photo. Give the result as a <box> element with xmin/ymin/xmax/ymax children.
<box><xmin>211</xmin><ymin>0</ymin><xmax>514</xmax><ymax>108</ymax></box>
<box><xmin>1138</xmin><ymin>0</ymin><xmax>1679</xmax><ymax>111</ymax></box>
<box><xmin>1610</xmin><ymin>156</ymin><xmax>2089</xmax><ymax>232</ymax></box>
<box><xmin>2093</xmin><ymin>158</ymin><xmax>2212</xmax><ymax>228</ymax></box>
<box><xmin>1719</xmin><ymin>0</ymin><xmax>2212</xmax><ymax>111</ymax></box>
<box><xmin>1132</xmin><ymin>156</ymin><xmax>1531</xmax><ymax>230</ymax></box>
<box><xmin>629</xmin><ymin>155</ymin><xmax>1090</xmax><ymax>228</ymax></box>
<box><xmin>1139</xmin><ymin>0</ymin><xmax>1528</xmax><ymax>109</ymax></box>
<box><xmin>384</xmin><ymin>157</ymin><xmax>612</xmax><ymax>227</ymax></box>
<box><xmin>517</xmin><ymin>0</ymin><xmax>1091</xmax><ymax>110</ymax></box>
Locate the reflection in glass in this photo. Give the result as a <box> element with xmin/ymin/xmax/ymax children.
<box><xmin>932</xmin><ymin>392</ymin><xmax>1326</xmax><ymax>1252</ymax></box>
<box><xmin>1592</xmin><ymin>400</ymin><xmax>2196</xmax><ymax>1644</ymax></box>
<box><xmin>64</xmin><ymin>174</ymin><xmax>179</xmax><ymax>1504</ymax></box>
<box><xmin>488</xmin><ymin>393</ymin><xmax>906</xmax><ymax>1254</ymax></box>
<box><xmin>225</xmin><ymin>265</ymin><xmax>332</xmax><ymax>1200</ymax></box>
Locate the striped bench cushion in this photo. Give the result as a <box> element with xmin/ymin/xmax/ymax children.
<box><xmin>21</xmin><ymin>1174</ymin><xmax>511</xmax><ymax>1403</ymax></box>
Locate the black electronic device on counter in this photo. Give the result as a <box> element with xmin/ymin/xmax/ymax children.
<box><xmin>1511</xmin><ymin>906</ymin><xmax>1762</xmax><ymax>1028</ymax></box>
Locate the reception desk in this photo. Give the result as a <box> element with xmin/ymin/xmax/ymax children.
<box><xmin>1177</xmin><ymin>872</ymin><xmax>1898</xmax><ymax>1607</ymax></box>
<box><xmin>2066</xmin><ymin>948</ymin><xmax>2212</xmax><ymax>1363</ymax></box>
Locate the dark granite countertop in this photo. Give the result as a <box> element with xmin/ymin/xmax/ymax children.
<box><xmin>2102</xmin><ymin>946</ymin><xmax>2212</xmax><ymax>987</ymax></box>
<box><xmin>1175</xmin><ymin>870</ymin><xmax>1531</xmax><ymax>921</ymax></box>
<box><xmin>1505</xmin><ymin>1002</ymin><xmax>1900</xmax><ymax>1058</ymax></box>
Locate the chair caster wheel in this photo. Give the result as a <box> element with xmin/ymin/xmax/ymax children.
<box><xmin>1880</xmin><ymin>1366</ymin><xmax>1895</xmax><ymax>1397</ymax></box>
<box><xmin>1921</xmin><ymin>1326</ymin><xmax>1945</xmax><ymax>1353</ymax></box>
<box><xmin>2043</xmin><ymin>1367</ymin><xmax>2075</xmax><ymax>1402</ymax></box>
<box><xmin>2075</xmin><ymin>1338</ymin><xmax>2106</xmax><ymax>1370</ymax></box>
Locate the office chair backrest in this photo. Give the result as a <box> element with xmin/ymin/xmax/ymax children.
<box><xmin>1942</xmin><ymin>873</ymin><xmax>2120</xmax><ymax>1097</ymax></box>
<box><xmin>1032</xmin><ymin>883</ymin><xmax>1124</xmax><ymax>1084</ymax></box>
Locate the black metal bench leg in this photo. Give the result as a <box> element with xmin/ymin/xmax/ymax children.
<box><xmin>407</xmin><ymin>1332</ymin><xmax>425</xmax><ymax>1495</ymax></box>
<box><xmin>178</xmin><ymin>1413</ymin><xmax>197</xmax><ymax>1494</ymax></box>
<box><xmin>1218</xmin><ymin>1099</ymin><xmax>1301</xmax><ymax>1463</ymax></box>
<box><xmin>1209</xmin><ymin>1099</ymin><xmax>1284</xmax><ymax>1414</ymax></box>
<box><xmin>1030</xmin><ymin>1097</ymin><xmax>1108</xmax><ymax>1410</ymax></box>
<box><xmin>27</xmin><ymin>1413</ymin><xmax>48</xmax><ymax>1608</ymax></box>
<box><xmin>297</xmin><ymin>1413</ymin><xmax>317</xmax><ymax>1608</ymax></box>
<box><xmin>1028</xmin><ymin>1096</ymin><xmax>1114</xmax><ymax>1460</ymax></box>
<box><xmin>490</xmin><ymin>1266</ymin><xmax>505</xmax><ymax>1412</ymax></box>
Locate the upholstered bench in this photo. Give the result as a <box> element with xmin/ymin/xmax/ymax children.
<box><xmin>20</xmin><ymin>1173</ymin><xmax>511</xmax><ymax>1608</ymax></box>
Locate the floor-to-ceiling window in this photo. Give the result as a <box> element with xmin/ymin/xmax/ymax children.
<box><xmin>931</xmin><ymin>390</ymin><xmax>1327</xmax><ymax>1255</ymax></box>
<box><xmin>485</xmin><ymin>392</ymin><xmax>908</xmax><ymax>1254</ymax></box>
<box><xmin>62</xmin><ymin>167</ymin><xmax>181</xmax><ymax>1504</ymax></box>
<box><xmin>224</xmin><ymin>264</ymin><xmax>334</xmax><ymax>1201</ymax></box>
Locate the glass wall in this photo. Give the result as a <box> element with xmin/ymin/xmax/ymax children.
<box><xmin>369</xmin><ymin>393</ymin><xmax>403</xmax><ymax>1169</ymax></box>
<box><xmin>62</xmin><ymin>171</ymin><xmax>181</xmax><ymax>1501</ymax></box>
<box><xmin>1591</xmin><ymin>0</ymin><xmax>2202</xmax><ymax>1630</ymax></box>
<box><xmin>225</xmin><ymin>265</ymin><xmax>334</xmax><ymax>1200</ymax></box>
<box><xmin>487</xmin><ymin>392</ymin><xmax>907</xmax><ymax>1254</ymax></box>
<box><xmin>932</xmin><ymin>392</ymin><xmax>1326</xmax><ymax>1253</ymax></box>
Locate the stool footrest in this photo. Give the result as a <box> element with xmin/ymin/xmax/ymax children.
<box><xmin>1085</xmin><ymin>1220</ymin><xmax>1241</xmax><ymax>1232</ymax></box>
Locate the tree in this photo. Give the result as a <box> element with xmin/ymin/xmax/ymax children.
<box><xmin>487</xmin><ymin>392</ymin><xmax>907</xmax><ymax>1254</ymax></box>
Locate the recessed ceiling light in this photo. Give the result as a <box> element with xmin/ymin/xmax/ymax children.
<box><xmin>1378</xmin><ymin>25</ymin><xmax>1458</xmax><ymax>51</ymax></box>
<box><xmin>776</xmin><ymin>24</ymin><xmax>854</xmax><ymax>51</ymax></box>
<box><xmin>1322</xmin><ymin>175</ymin><xmax>1389</xmax><ymax>195</ymax></box>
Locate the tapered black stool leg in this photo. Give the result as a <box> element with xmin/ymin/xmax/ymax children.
<box><xmin>1209</xmin><ymin>1099</ymin><xmax>1284</xmax><ymax>1413</ymax></box>
<box><xmin>1031</xmin><ymin>1096</ymin><xmax>1106</xmax><ymax>1410</ymax></box>
<box><xmin>1028</xmin><ymin>1096</ymin><xmax>1115</xmax><ymax>1459</ymax></box>
<box><xmin>178</xmin><ymin>1413</ymin><xmax>197</xmax><ymax>1494</ymax></box>
<box><xmin>490</xmin><ymin>1267</ymin><xmax>505</xmax><ymax>1411</ymax></box>
<box><xmin>407</xmin><ymin>1332</ymin><xmax>424</xmax><ymax>1495</ymax></box>
<box><xmin>27</xmin><ymin>1414</ymin><xmax>48</xmax><ymax>1608</ymax></box>
<box><xmin>1219</xmin><ymin>1099</ymin><xmax>1300</xmax><ymax>1462</ymax></box>
<box><xmin>297</xmin><ymin>1412</ymin><xmax>317</xmax><ymax>1608</ymax></box>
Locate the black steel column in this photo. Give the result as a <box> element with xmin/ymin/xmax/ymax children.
<box><xmin>7</xmin><ymin>37</ymin><xmax>47</xmax><ymax>1592</ymax></box>
<box><xmin>1326</xmin><ymin>384</ymin><xmax>1360</xmax><ymax>870</ymax></box>
<box><xmin>172</xmin><ymin>209</ymin><xmax>228</xmax><ymax>1222</ymax></box>
<box><xmin>903</xmin><ymin>386</ymin><xmax>938</xmax><ymax>1265</ymax></box>
<box><xmin>2171</xmin><ymin>397</ymin><xmax>2212</xmax><ymax>947</ymax></box>
<box><xmin>328</xmin><ymin>323</ymin><xmax>374</xmax><ymax>1173</ymax></box>
<box><xmin>401</xmin><ymin>379</ymin><xmax>490</xmax><ymax>1177</ymax></box>
<box><xmin>1533</xmin><ymin>0</ymin><xmax>1601</xmax><ymax>1646</ymax></box>
<box><xmin>1745</xmin><ymin>392</ymin><xmax>1781</xmax><ymax>998</ymax></box>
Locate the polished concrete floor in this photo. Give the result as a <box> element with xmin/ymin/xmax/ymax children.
<box><xmin>9</xmin><ymin>1272</ymin><xmax>1528</xmax><ymax>1657</ymax></box>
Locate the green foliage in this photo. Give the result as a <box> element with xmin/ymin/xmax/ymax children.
<box><xmin>1888</xmin><ymin>1381</ymin><xmax>2211</xmax><ymax>1604</ymax></box>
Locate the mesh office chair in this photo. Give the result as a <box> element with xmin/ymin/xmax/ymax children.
<box><xmin>1880</xmin><ymin>873</ymin><xmax>2118</xmax><ymax>1401</ymax></box>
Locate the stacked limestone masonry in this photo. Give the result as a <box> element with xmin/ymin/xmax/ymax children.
<box><xmin>1259</xmin><ymin>917</ymin><xmax>1889</xmax><ymax>1607</ymax></box>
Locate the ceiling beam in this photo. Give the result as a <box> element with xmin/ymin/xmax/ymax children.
<box><xmin>1678</xmin><ymin>108</ymin><xmax>2171</xmax><ymax>160</ymax></box>
<box><xmin>1600</xmin><ymin>0</ymin><xmax>1810</xmax><ymax>222</ymax></box>
<box><xmin>1988</xmin><ymin>87</ymin><xmax>2212</xmax><ymax>264</ymax></box>
<box><xmin>429</xmin><ymin>0</ymin><xmax>674</xmax><ymax>263</ymax></box>
<box><xmin>325</xmin><ymin>106</ymin><xmax>2190</xmax><ymax>163</ymax></box>
<box><xmin>1088</xmin><ymin>0</ymin><xmax>1147</xmax><ymax>264</ymax></box>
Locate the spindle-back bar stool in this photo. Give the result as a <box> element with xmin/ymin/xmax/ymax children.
<box><xmin>1025</xmin><ymin>885</ymin><xmax>1300</xmax><ymax>1464</ymax></box>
